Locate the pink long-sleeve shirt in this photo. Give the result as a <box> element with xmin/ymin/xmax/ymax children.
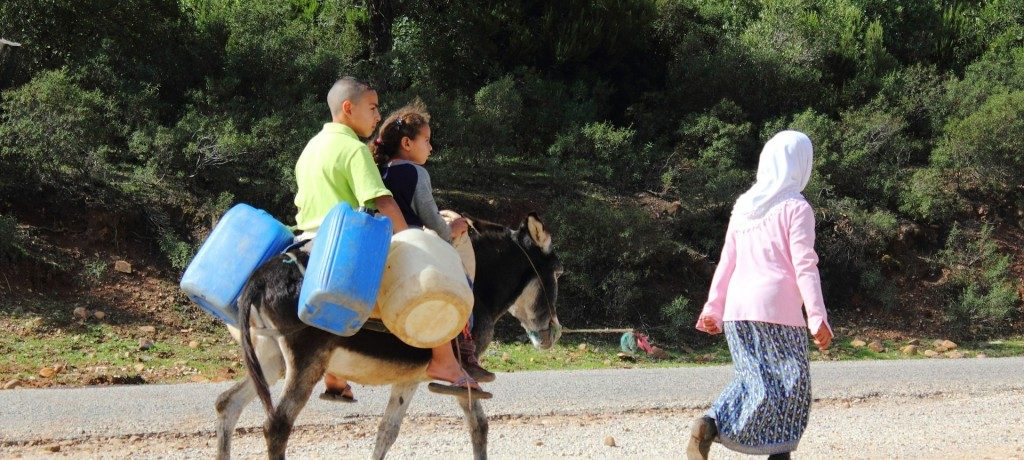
<box><xmin>697</xmin><ymin>198</ymin><xmax>831</xmax><ymax>335</ymax></box>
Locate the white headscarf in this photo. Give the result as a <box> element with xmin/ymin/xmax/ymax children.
<box><xmin>731</xmin><ymin>130</ymin><xmax>813</xmax><ymax>220</ymax></box>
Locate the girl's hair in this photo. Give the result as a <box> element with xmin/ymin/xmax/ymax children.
<box><xmin>370</xmin><ymin>99</ymin><xmax>431</xmax><ymax>166</ymax></box>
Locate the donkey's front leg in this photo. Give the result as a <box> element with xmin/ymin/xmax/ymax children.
<box><xmin>371</xmin><ymin>382</ymin><xmax>419</xmax><ymax>460</ymax></box>
<box><xmin>457</xmin><ymin>396</ymin><xmax>488</xmax><ymax>460</ymax></box>
<box><xmin>264</xmin><ymin>342</ymin><xmax>327</xmax><ymax>460</ymax></box>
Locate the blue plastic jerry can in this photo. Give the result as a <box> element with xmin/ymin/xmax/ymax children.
<box><xmin>298</xmin><ymin>202</ymin><xmax>392</xmax><ymax>336</ymax></box>
<box><xmin>180</xmin><ymin>204</ymin><xmax>294</xmax><ymax>327</ymax></box>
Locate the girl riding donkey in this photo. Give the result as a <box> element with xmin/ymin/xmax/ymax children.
<box><xmin>375</xmin><ymin>101</ymin><xmax>496</xmax><ymax>386</ymax></box>
<box><xmin>291</xmin><ymin>77</ymin><xmax>488</xmax><ymax>401</ymax></box>
<box><xmin>687</xmin><ymin>131</ymin><xmax>834</xmax><ymax>460</ymax></box>
<box><xmin>321</xmin><ymin>97</ymin><xmax>493</xmax><ymax>401</ymax></box>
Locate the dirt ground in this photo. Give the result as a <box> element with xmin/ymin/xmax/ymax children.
<box><xmin>6</xmin><ymin>391</ymin><xmax>1023</xmax><ymax>459</ymax></box>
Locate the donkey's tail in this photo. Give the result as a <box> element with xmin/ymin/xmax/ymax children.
<box><xmin>239</xmin><ymin>283</ymin><xmax>274</xmax><ymax>416</ymax></box>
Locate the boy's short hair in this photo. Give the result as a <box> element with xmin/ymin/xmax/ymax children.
<box><xmin>328</xmin><ymin>77</ymin><xmax>374</xmax><ymax>118</ymax></box>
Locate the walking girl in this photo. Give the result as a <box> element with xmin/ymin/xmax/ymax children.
<box><xmin>687</xmin><ymin>130</ymin><xmax>833</xmax><ymax>460</ymax></box>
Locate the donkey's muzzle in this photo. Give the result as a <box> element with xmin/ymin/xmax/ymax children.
<box><xmin>526</xmin><ymin>317</ymin><xmax>562</xmax><ymax>350</ymax></box>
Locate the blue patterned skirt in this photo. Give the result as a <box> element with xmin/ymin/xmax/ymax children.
<box><xmin>708</xmin><ymin>321</ymin><xmax>810</xmax><ymax>455</ymax></box>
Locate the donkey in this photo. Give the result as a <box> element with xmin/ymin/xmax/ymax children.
<box><xmin>214</xmin><ymin>213</ymin><xmax>563</xmax><ymax>460</ymax></box>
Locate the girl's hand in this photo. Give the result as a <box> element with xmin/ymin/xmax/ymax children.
<box><xmin>813</xmin><ymin>326</ymin><xmax>833</xmax><ymax>351</ymax></box>
<box><xmin>698</xmin><ymin>314</ymin><xmax>722</xmax><ymax>335</ymax></box>
<box><xmin>450</xmin><ymin>218</ymin><xmax>469</xmax><ymax>238</ymax></box>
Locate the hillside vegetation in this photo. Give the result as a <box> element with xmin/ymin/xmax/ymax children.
<box><xmin>1</xmin><ymin>0</ymin><xmax>1022</xmax><ymax>347</ymax></box>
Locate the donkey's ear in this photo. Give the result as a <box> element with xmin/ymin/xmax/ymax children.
<box><xmin>525</xmin><ymin>213</ymin><xmax>552</xmax><ymax>254</ymax></box>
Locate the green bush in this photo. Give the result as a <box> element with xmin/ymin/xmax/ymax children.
<box><xmin>904</xmin><ymin>90</ymin><xmax>1024</xmax><ymax>223</ymax></box>
<box><xmin>0</xmin><ymin>0</ymin><xmax>207</xmax><ymax>112</ymax></box>
<box><xmin>901</xmin><ymin>167</ymin><xmax>967</xmax><ymax>222</ymax></box>
<box><xmin>933</xmin><ymin>91</ymin><xmax>1024</xmax><ymax>210</ymax></box>
<box><xmin>0</xmin><ymin>213</ymin><xmax>20</xmax><ymax>261</ymax></box>
<box><xmin>816</xmin><ymin>198</ymin><xmax>900</xmax><ymax>308</ymax></box>
<box><xmin>938</xmin><ymin>224</ymin><xmax>1021</xmax><ymax>338</ymax></box>
<box><xmin>661</xmin><ymin>102</ymin><xmax>755</xmax><ymax>252</ymax></box>
<box><xmin>833</xmin><ymin>107</ymin><xmax>915</xmax><ymax>205</ymax></box>
<box><xmin>660</xmin><ymin>296</ymin><xmax>698</xmax><ymax>336</ymax></box>
<box><xmin>0</xmin><ymin>69</ymin><xmax>121</xmax><ymax>198</ymax></box>
<box><xmin>548</xmin><ymin>122</ymin><xmax>652</xmax><ymax>188</ymax></box>
<box><xmin>544</xmin><ymin>195</ymin><xmax>686</xmax><ymax>333</ymax></box>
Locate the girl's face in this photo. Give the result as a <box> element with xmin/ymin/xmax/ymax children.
<box><xmin>400</xmin><ymin>124</ymin><xmax>432</xmax><ymax>165</ymax></box>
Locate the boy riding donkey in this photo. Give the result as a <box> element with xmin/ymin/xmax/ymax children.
<box><xmin>292</xmin><ymin>77</ymin><xmax>491</xmax><ymax>401</ymax></box>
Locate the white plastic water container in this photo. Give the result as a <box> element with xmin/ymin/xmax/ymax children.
<box><xmin>377</xmin><ymin>229</ymin><xmax>474</xmax><ymax>348</ymax></box>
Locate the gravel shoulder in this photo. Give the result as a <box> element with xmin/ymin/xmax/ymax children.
<box><xmin>3</xmin><ymin>357</ymin><xmax>1023</xmax><ymax>459</ymax></box>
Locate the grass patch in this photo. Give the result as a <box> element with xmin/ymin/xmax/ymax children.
<box><xmin>1</xmin><ymin>299</ymin><xmax>241</xmax><ymax>387</ymax></box>
<box><xmin>4</xmin><ymin>299</ymin><xmax>1023</xmax><ymax>387</ymax></box>
<box><xmin>480</xmin><ymin>335</ymin><xmax>733</xmax><ymax>372</ymax></box>
<box><xmin>818</xmin><ymin>336</ymin><xmax>1024</xmax><ymax>361</ymax></box>
<box><xmin>0</xmin><ymin>323</ymin><xmax>240</xmax><ymax>386</ymax></box>
<box><xmin>478</xmin><ymin>335</ymin><xmax>1024</xmax><ymax>373</ymax></box>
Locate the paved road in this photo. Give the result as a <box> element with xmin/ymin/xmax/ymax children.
<box><xmin>2</xmin><ymin>357</ymin><xmax>1022</xmax><ymax>446</ymax></box>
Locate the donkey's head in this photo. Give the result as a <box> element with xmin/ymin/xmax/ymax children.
<box><xmin>506</xmin><ymin>213</ymin><xmax>563</xmax><ymax>350</ymax></box>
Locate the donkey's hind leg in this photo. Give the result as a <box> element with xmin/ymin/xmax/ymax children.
<box><xmin>214</xmin><ymin>377</ymin><xmax>258</xmax><ymax>460</ymax></box>
<box><xmin>264</xmin><ymin>340</ymin><xmax>327</xmax><ymax>460</ymax></box>
<box><xmin>216</xmin><ymin>336</ymin><xmax>285</xmax><ymax>460</ymax></box>
<box><xmin>457</xmin><ymin>397</ymin><xmax>489</xmax><ymax>460</ymax></box>
<box><xmin>371</xmin><ymin>382</ymin><xmax>419</xmax><ymax>460</ymax></box>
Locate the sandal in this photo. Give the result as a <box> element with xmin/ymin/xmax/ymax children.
<box><xmin>319</xmin><ymin>384</ymin><xmax>356</xmax><ymax>403</ymax></box>
<box><xmin>427</xmin><ymin>376</ymin><xmax>493</xmax><ymax>400</ymax></box>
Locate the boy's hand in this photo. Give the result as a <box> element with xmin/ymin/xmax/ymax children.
<box><xmin>813</xmin><ymin>326</ymin><xmax>833</xmax><ymax>351</ymax></box>
<box><xmin>450</xmin><ymin>218</ymin><xmax>469</xmax><ymax>238</ymax></box>
<box><xmin>698</xmin><ymin>314</ymin><xmax>722</xmax><ymax>335</ymax></box>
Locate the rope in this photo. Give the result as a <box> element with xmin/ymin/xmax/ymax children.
<box><xmin>281</xmin><ymin>251</ymin><xmax>306</xmax><ymax>276</ymax></box>
<box><xmin>453</xmin><ymin>334</ymin><xmax>476</xmax><ymax>409</ymax></box>
<box><xmin>511</xmin><ymin>232</ymin><xmax>556</xmax><ymax>321</ymax></box>
<box><xmin>562</xmin><ymin>328</ymin><xmax>635</xmax><ymax>334</ymax></box>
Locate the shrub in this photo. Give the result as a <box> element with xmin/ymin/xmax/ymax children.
<box><xmin>937</xmin><ymin>223</ymin><xmax>1021</xmax><ymax>338</ymax></box>
<box><xmin>0</xmin><ymin>213</ymin><xmax>20</xmax><ymax>261</ymax></box>
<box><xmin>661</xmin><ymin>102</ymin><xmax>755</xmax><ymax>252</ymax></box>
<box><xmin>816</xmin><ymin>198</ymin><xmax>901</xmax><ymax>308</ymax></box>
<box><xmin>900</xmin><ymin>167</ymin><xmax>968</xmax><ymax>222</ymax></box>
<box><xmin>0</xmin><ymin>0</ymin><xmax>203</xmax><ymax>98</ymax></box>
<box><xmin>543</xmin><ymin>195</ymin><xmax>684</xmax><ymax>332</ymax></box>
<box><xmin>660</xmin><ymin>295</ymin><xmax>698</xmax><ymax>337</ymax></box>
<box><xmin>833</xmin><ymin>107</ymin><xmax>915</xmax><ymax>205</ymax></box>
<box><xmin>0</xmin><ymin>69</ymin><xmax>121</xmax><ymax>199</ymax></box>
<box><xmin>548</xmin><ymin>121</ymin><xmax>652</xmax><ymax>189</ymax></box>
<box><xmin>932</xmin><ymin>91</ymin><xmax>1024</xmax><ymax>211</ymax></box>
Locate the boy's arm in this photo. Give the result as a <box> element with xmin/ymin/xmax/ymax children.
<box><xmin>373</xmin><ymin>195</ymin><xmax>408</xmax><ymax>234</ymax></box>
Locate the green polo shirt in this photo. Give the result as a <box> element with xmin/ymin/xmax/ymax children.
<box><xmin>294</xmin><ymin>123</ymin><xmax>392</xmax><ymax>232</ymax></box>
